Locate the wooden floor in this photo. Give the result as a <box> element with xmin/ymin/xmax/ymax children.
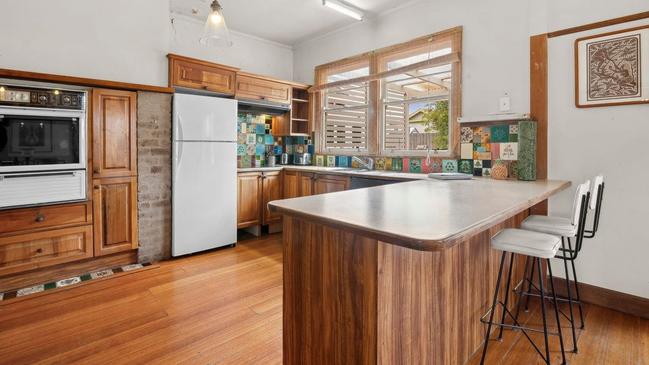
<box><xmin>0</xmin><ymin>233</ymin><xmax>647</xmax><ymax>364</ymax></box>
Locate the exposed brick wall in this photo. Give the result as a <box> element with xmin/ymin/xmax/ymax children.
<box><xmin>137</xmin><ymin>92</ymin><xmax>172</xmax><ymax>262</ymax></box>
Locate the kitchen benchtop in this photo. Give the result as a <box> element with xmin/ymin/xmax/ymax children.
<box><xmin>269</xmin><ymin>178</ymin><xmax>570</xmax><ymax>251</ymax></box>
<box><xmin>237</xmin><ymin>166</ymin><xmax>431</xmax><ymax>181</ymax></box>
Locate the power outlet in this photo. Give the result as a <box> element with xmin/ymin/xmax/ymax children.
<box><xmin>499</xmin><ymin>96</ymin><xmax>511</xmax><ymax>112</ymax></box>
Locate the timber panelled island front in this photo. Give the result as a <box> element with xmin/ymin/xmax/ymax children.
<box><xmin>269</xmin><ymin>178</ymin><xmax>570</xmax><ymax>365</ymax></box>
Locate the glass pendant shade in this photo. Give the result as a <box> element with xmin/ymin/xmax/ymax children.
<box><xmin>199</xmin><ymin>0</ymin><xmax>232</xmax><ymax>47</ymax></box>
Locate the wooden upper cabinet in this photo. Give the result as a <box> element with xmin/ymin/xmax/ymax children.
<box><xmin>262</xmin><ymin>172</ymin><xmax>283</xmax><ymax>225</ymax></box>
<box><xmin>92</xmin><ymin>88</ymin><xmax>137</xmax><ymax>178</ymax></box>
<box><xmin>168</xmin><ymin>54</ymin><xmax>238</xmax><ymax>95</ymax></box>
<box><xmin>236</xmin><ymin>74</ymin><xmax>291</xmax><ymax>105</ymax></box>
<box><xmin>314</xmin><ymin>174</ymin><xmax>349</xmax><ymax>195</ymax></box>
<box><xmin>237</xmin><ymin>172</ymin><xmax>262</xmax><ymax>229</ymax></box>
<box><xmin>93</xmin><ymin>177</ymin><xmax>138</xmax><ymax>256</ymax></box>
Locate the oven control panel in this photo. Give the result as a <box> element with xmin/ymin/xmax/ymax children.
<box><xmin>0</xmin><ymin>85</ymin><xmax>84</xmax><ymax>110</ymax></box>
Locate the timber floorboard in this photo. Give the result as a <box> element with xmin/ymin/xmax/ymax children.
<box><xmin>0</xmin><ymin>233</ymin><xmax>646</xmax><ymax>364</ymax></box>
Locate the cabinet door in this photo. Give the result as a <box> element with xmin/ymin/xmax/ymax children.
<box><xmin>298</xmin><ymin>173</ymin><xmax>315</xmax><ymax>197</ymax></box>
<box><xmin>236</xmin><ymin>75</ymin><xmax>291</xmax><ymax>105</ymax></box>
<box><xmin>283</xmin><ymin>171</ymin><xmax>300</xmax><ymax>199</ymax></box>
<box><xmin>262</xmin><ymin>172</ymin><xmax>283</xmax><ymax>225</ymax></box>
<box><xmin>237</xmin><ymin>173</ymin><xmax>261</xmax><ymax>228</ymax></box>
<box><xmin>93</xmin><ymin>177</ymin><xmax>138</xmax><ymax>256</ymax></box>
<box><xmin>92</xmin><ymin>89</ymin><xmax>137</xmax><ymax>178</ymax></box>
<box><xmin>172</xmin><ymin>60</ymin><xmax>236</xmax><ymax>94</ymax></box>
<box><xmin>314</xmin><ymin>174</ymin><xmax>350</xmax><ymax>195</ymax></box>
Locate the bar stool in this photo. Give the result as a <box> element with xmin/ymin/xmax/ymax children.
<box><xmin>480</xmin><ymin>228</ymin><xmax>567</xmax><ymax>365</ymax></box>
<box><xmin>585</xmin><ymin>175</ymin><xmax>605</xmax><ymax>239</ymax></box>
<box><xmin>518</xmin><ymin>180</ymin><xmax>592</xmax><ymax>353</ymax></box>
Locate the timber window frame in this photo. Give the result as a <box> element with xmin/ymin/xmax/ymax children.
<box><xmin>313</xmin><ymin>26</ymin><xmax>462</xmax><ymax>157</ymax></box>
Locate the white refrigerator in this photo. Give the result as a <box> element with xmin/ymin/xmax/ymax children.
<box><xmin>172</xmin><ymin>93</ymin><xmax>237</xmax><ymax>256</ymax></box>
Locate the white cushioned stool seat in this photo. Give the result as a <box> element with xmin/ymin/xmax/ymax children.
<box><xmin>491</xmin><ymin>228</ymin><xmax>561</xmax><ymax>259</ymax></box>
<box><xmin>521</xmin><ymin>215</ymin><xmax>577</xmax><ymax>237</ymax></box>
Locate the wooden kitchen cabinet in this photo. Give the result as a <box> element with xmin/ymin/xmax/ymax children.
<box><xmin>283</xmin><ymin>171</ymin><xmax>300</xmax><ymax>199</ymax></box>
<box><xmin>314</xmin><ymin>174</ymin><xmax>349</xmax><ymax>194</ymax></box>
<box><xmin>262</xmin><ymin>171</ymin><xmax>283</xmax><ymax>225</ymax></box>
<box><xmin>168</xmin><ymin>54</ymin><xmax>238</xmax><ymax>95</ymax></box>
<box><xmin>0</xmin><ymin>225</ymin><xmax>93</xmax><ymax>277</ymax></box>
<box><xmin>93</xmin><ymin>177</ymin><xmax>138</xmax><ymax>256</ymax></box>
<box><xmin>238</xmin><ymin>171</ymin><xmax>284</xmax><ymax>229</ymax></box>
<box><xmin>92</xmin><ymin>88</ymin><xmax>137</xmax><ymax>178</ymax></box>
<box><xmin>298</xmin><ymin>172</ymin><xmax>315</xmax><ymax>197</ymax></box>
<box><xmin>237</xmin><ymin>173</ymin><xmax>262</xmax><ymax>229</ymax></box>
<box><xmin>235</xmin><ymin>73</ymin><xmax>292</xmax><ymax>105</ymax></box>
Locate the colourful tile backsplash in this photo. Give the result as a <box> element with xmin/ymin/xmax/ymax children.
<box><xmin>311</xmin><ymin>121</ymin><xmax>534</xmax><ymax>179</ymax></box>
<box><xmin>237</xmin><ymin>113</ymin><xmax>313</xmax><ymax>168</ymax></box>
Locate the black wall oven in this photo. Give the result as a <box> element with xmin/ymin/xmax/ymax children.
<box><xmin>0</xmin><ymin>85</ymin><xmax>87</xmax><ymax>208</ymax></box>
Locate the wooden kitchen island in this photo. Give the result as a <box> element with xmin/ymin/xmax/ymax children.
<box><xmin>269</xmin><ymin>178</ymin><xmax>570</xmax><ymax>365</ymax></box>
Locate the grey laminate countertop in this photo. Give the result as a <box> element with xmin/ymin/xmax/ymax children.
<box><xmin>269</xmin><ymin>178</ymin><xmax>570</xmax><ymax>251</ymax></box>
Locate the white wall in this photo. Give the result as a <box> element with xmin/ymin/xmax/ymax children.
<box><xmin>0</xmin><ymin>0</ymin><xmax>170</xmax><ymax>87</ymax></box>
<box><xmin>293</xmin><ymin>0</ymin><xmax>532</xmax><ymax>118</ymax></box>
<box><xmin>293</xmin><ymin>0</ymin><xmax>649</xmax><ymax>298</ymax></box>
<box><xmin>0</xmin><ymin>1</ymin><xmax>294</xmax><ymax>86</ymax></box>
<box><xmin>170</xmin><ymin>16</ymin><xmax>293</xmax><ymax>81</ymax></box>
<box><xmin>546</xmin><ymin>1</ymin><xmax>649</xmax><ymax>299</ymax></box>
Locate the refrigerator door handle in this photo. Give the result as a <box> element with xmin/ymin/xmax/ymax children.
<box><xmin>176</xmin><ymin>113</ymin><xmax>185</xmax><ymax>141</ymax></box>
<box><xmin>175</xmin><ymin>141</ymin><xmax>183</xmax><ymax>177</ymax></box>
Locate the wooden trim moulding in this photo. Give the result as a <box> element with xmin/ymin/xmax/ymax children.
<box><xmin>167</xmin><ymin>53</ymin><xmax>240</xmax><ymax>72</ymax></box>
<box><xmin>553</xmin><ymin>277</ymin><xmax>649</xmax><ymax>320</ymax></box>
<box><xmin>308</xmin><ymin>52</ymin><xmax>460</xmax><ymax>93</ymax></box>
<box><xmin>547</xmin><ymin>11</ymin><xmax>649</xmax><ymax>38</ymax></box>
<box><xmin>0</xmin><ymin>68</ymin><xmax>174</xmax><ymax>94</ymax></box>
<box><xmin>530</xmin><ymin>34</ymin><xmax>548</xmax><ymax>182</ymax></box>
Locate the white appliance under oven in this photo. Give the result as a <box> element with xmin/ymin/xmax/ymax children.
<box><xmin>0</xmin><ymin>84</ymin><xmax>87</xmax><ymax>209</ymax></box>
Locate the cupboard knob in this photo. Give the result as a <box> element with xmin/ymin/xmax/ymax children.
<box><xmin>94</xmin><ymin>185</ymin><xmax>100</xmax><ymax>190</ymax></box>
<box><xmin>35</xmin><ymin>248</ymin><xmax>43</xmax><ymax>254</ymax></box>
<box><xmin>93</xmin><ymin>168</ymin><xmax>99</xmax><ymax>174</ymax></box>
<box><xmin>35</xmin><ymin>214</ymin><xmax>45</xmax><ymax>222</ymax></box>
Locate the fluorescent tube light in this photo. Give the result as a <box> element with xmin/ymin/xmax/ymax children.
<box><xmin>323</xmin><ymin>0</ymin><xmax>364</xmax><ymax>21</ymax></box>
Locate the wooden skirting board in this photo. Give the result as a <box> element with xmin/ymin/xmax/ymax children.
<box><xmin>553</xmin><ymin>277</ymin><xmax>649</xmax><ymax>320</ymax></box>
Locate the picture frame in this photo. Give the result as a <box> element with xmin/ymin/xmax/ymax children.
<box><xmin>575</xmin><ymin>25</ymin><xmax>649</xmax><ymax>108</ymax></box>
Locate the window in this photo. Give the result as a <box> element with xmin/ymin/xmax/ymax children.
<box><xmin>379</xmin><ymin>44</ymin><xmax>454</xmax><ymax>155</ymax></box>
<box><xmin>322</xmin><ymin>65</ymin><xmax>370</xmax><ymax>151</ymax></box>
<box><xmin>313</xmin><ymin>27</ymin><xmax>462</xmax><ymax>157</ymax></box>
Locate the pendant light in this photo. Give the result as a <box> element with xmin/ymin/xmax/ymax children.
<box><xmin>199</xmin><ymin>0</ymin><xmax>233</xmax><ymax>47</ymax></box>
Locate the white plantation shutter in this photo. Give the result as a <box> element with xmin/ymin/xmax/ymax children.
<box><xmin>383</xmin><ymin>86</ymin><xmax>407</xmax><ymax>150</ymax></box>
<box><xmin>323</xmin><ymin>82</ymin><xmax>369</xmax><ymax>150</ymax></box>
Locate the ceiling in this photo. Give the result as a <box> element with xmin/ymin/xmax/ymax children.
<box><xmin>170</xmin><ymin>0</ymin><xmax>409</xmax><ymax>46</ymax></box>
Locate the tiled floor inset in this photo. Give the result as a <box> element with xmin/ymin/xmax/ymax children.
<box><xmin>0</xmin><ymin>263</ymin><xmax>151</xmax><ymax>302</ymax></box>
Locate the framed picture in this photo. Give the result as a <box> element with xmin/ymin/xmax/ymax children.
<box><xmin>575</xmin><ymin>25</ymin><xmax>649</xmax><ymax>108</ymax></box>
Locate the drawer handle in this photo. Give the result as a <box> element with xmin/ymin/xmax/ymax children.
<box><xmin>35</xmin><ymin>214</ymin><xmax>45</xmax><ymax>223</ymax></box>
<box><xmin>35</xmin><ymin>248</ymin><xmax>43</xmax><ymax>254</ymax></box>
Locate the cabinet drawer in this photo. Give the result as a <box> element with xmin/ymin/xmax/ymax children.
<box><xmin>173</xmin><ymin>60</ymin><xmax>236</xmax><ymax>94</ymax></box>
<box><xmin>236</xmin><ymin>75</ymin><xmax>291</xmax><ymax>105</ymax></box>
<box><xmin>0</xmin><ymin>203</ymin><xmax>91</xmax><ymax>235</ymax></box>
<box><xmin>0</xmin><ymin>225</ymin><xmax>93</xmax><ymax>276</ymax></box>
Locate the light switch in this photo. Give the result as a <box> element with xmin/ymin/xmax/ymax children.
<box><xmin>499</xmin><ymin>96</ymin><xmax>511</xmax><ymax>112</ymax></box>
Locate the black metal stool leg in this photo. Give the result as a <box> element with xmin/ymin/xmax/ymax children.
<box><xmin>480</xmin><ymin>252</ymin><xmax>507</xmax><ymax>365</ymax></box>
<box><xmin>512</xmin><ymin>256</ymin><xmax>530</xmax><ymax>325</ymax></box>
<box><xmin>567</xmin><ymin>237</ymin><xmax>585</xmax><ymax>329</ymax></box>
<box><xmin>524</xmin><ymin>258</ymin><xmax>536</xmax><ymax>311</ymax></box>
<box><xmin>547</xmin><ymin>259</ymin><xmax>567</xmax><ymax>365</ymax></box>
<box><xmin>561</xmin><ymin>238</ymin><xmax>578</xmax><ymax>353</ymax></box>
<box><xmin>536</xmin><ymin>258</ymin><xmax>551</xmax><ymax>365</ymax></box>
<box><xmin>497</xmin><ymin>252</ymin><xmax>516</xmax><ymax>340</ymax></box>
